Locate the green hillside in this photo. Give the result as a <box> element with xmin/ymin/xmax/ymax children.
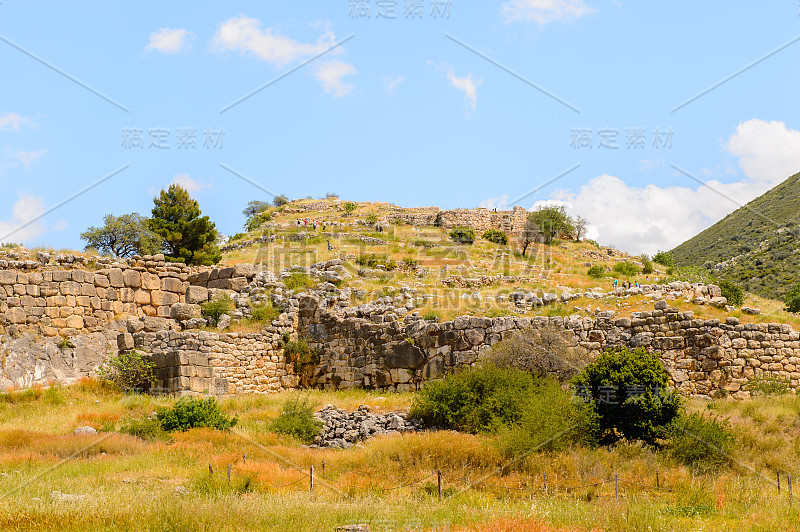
<box><xmin>671</xmin><ymin>172</ymin><xmax>800</xmax><ymax>300</ymax></box>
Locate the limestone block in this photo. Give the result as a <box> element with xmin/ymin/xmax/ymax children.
<box><xmin>5</xmin><ymin>307</ymin><xmax>26</xmax><ymax>324</ymax></box>
<box><xmin>123</xmin><ymin>269</ymin><xmax>141</xmax><ymax>288</ymax></box>
<box><xmin>161</xmin><ymin>277</ymin><xmax>183</xmax><ymax>293</ymax></box>
<box><xmin>80</xmin><ymin>283</ymin><xmax>96</xmax><ymax>297</ymax></box>
<box><xmin>141</xmin><ymin>272</ymin><xmax>160</xmax><ymax>291</ymax></box>
<box><xmin>94</xmin><ymin>274</ymin><xmax>110</xmax><ymax>288</ymax></box>
<box><xmin>65</xmin><ymin>315</ymin><xmax>84</xmax><ymax>329</ymax></box>
<box><xmin>134</xmin><ymin>290</ymin><xmax>151</xmax><ymax>305</ymax></box>
<box><xmin>151</xmin><ymin>290</ymin><xmax>179</xmax><ymax>306</ymax></box>
<box><xmin>185</xmin><ymin>285</ymin><xmax>209</xmax><ymax>304</ymax></box>
<box><xmin>108</xmin><ymin>268</ymin><xmax>124</xmax><ymax>287</ymax></box>
<box><xmin>59</xmin><ymin>281</ymin><xmax>79</xmax><ymax>296</ymax></box>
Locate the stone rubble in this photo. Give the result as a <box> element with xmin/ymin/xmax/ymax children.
<box><xmin>311</xmin><ymin>404</ymin><xmax>421</xmax><ymax>449</ymax></box>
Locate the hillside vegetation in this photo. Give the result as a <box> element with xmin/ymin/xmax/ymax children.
<box><xmin>671</xmin><ymin>172</ymin><xmax>800</xmax><ymax>300</ymax></box>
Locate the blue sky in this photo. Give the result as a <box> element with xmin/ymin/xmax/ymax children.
<box><xmin>1</xmin><ymin>0</ymin><xmax>800</xmax><ymax>255</ymax></box>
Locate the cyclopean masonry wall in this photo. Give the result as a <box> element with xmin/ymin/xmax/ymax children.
<box><xmin>133</xmin><ymin>291</ymin><xmax>800</xmax><ymax>400</ymax></box>
<box><xmin>389</xmin><ymin>206</ymin><xmax>529</xmax><ymax>236</ymax></box>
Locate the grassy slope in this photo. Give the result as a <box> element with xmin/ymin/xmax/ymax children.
<box><xmin>671</xmin><ymin>172</ymin><xmax>800</xmax><ymax>300</ymax></box>
<box><xmin>0</xmin><ymin>382</ymin><xmax>798</xmax><ymax>531</ymax></box>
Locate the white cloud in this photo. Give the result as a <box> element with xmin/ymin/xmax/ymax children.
<box><xmin>211</xmin><ymin>15</ymin><xmax>340</xmax><ymax>68</ymax></box>
<box><xmin>145</xmin><ymin>28</ymin><xmax>194</xmax><ymax>54</ymax></box>
<box><xmin>315</xmin><ymin>60</ymin><xmax>357</xmax><ymax>97</ymax></box>
<box><xmin>543</xmin><ymin>119</ymin><xmax>800</xmax><ymax>255</ymax></box>
<box><xmin>433</xmin><ymin>63</ymin><xmax>480</xmax><ymax>112</ymax></box>
<box><xmin>500</xmin><ymin>0</ymin><xmax>596</xmax><ymax>24</ymax></box>
<box><xmin>480</xmin><ymin>195</ymin><xmax>510</xmax><ymax>210</ymax></box>
<box><xmin>0</xmin><ymin>194</ymin><xmax>46</xmax><ymax>244</ymax></box>
<box><xmin>171</xmin><ymin>173</ymin><xmax>211</xmax><ymax>193</ymax></box>
<box><xmin>0</xmin><ymin>112</ymin><xmax>35</xmax><ymax>131</ymax></box>
<box><xmin>10</xmin><ymin>149</ymin><xmax>46</xmax><ymax>169</ymax></box>
<box><xmin>383</xmin><ymin>75</ymin><xmax>406</xmax><ymax>93</ymax></box>
<box><xmin>725</xmin><ymin>119</ymin><xmax>800</xmax><ymax>184</ymax></box>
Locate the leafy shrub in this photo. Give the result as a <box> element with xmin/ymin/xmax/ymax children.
<box><xmin>120</xmin><ymin>416</ymin><xmax>170</xmax><ymax>441</ymax></box>
<box><xmin>343</xmin><ymin>202</ymin><xmax>357</xmax><ymax>216</ymax></box>
<box><xmin>586</xmin><ymin>239</ymin><xmax>601</xmax><ymax>249</ymax></box>
<box><xmin>244</xmin><ymin>210</ymin><xmax>272</xmax><ymax>232</ymax></box>
<box><xmin>97</xmin><ymin>351</ymin><xmax>156</xmax><ymax>393</ymax></box>
<box><xmin>410</xmin><ymin>365</ymin><xmax>539</xmax><ymax>433</ymax></box>
<box><xmin>571</xmin><ymin>347</ymin><xmax>681</xmax><ymax>444</ymax></box>
<box><xmin>365</xmin><ymin>213</ymin><xmax>378</xmax><ymax>225</ymax></box>
<box><xmin>449</xmin><ymin>226</ymin><xmax>476</xmax><ymax>245</ymax></box>
<box><xmin>57</xmin><ymin>337</ymin><xmax>75</xmax><ymax>349</ymax></box>
<box><xmin>250</xmin><ymin>301</ymin><xmax>280</xmax><ymax>323</ymax></box>
<box><xmin>272</xmin><ymin>194</ymin><xmax>289</xmax><ymax>207</ymax></box>
<box><xmin>612</xmin><ymin>261</ymin><xmax>640</xmax><ymax>277</ymax></box>
<box><xmin>283</xmin><ymin>272</ymin><xmax>315</xmax><ymax>291</ymax></box>
<box><xmin>653</xmin><ymin>251</ymin><xmax>674</xmax><ymax>267</ymax></box>
<box><xmin>667</xmin><ymin>413</ymin><xmax>735</xmax><ymax>472</ymax></box>
<box><xmin>270</xmin><ymin>396</ymin><xmax>322</xmax><ymax>444</ymax></box>
<box><xmin>355</xmin><ymin>254</ymin><xmax>397</xmax><ymax>271</ymax></box>
<box><xmin>489</xmin><ymin>325</ymin><xmax>587</xmax><ymax>383</ymax></box>
<box><xmin>743</xmin><ymin>374</ymin><xmax>790</xmax><ymax>396</ymax></box>
<box><xmin>498</xmin><ymin>379</ymin><xmax>598</xmax><ymax>455</ymax></box>
<box><xmin>157</xmin><ymin>397</ymin><xmax>237</xmax><ymax>432</ymax></box>
<box><xmin>718</xmin><ymin>279</ymin><xmax>744</xmax><ymax>307</ymax></box>
<box><xmin>640</xmin><ymin>254</ymin><xmax>654</xmax><ymax>275</ymax></box>
<box><xmin>482</xmin><ymin>229</ymin><xmax>508</xmax><ymax>245</ymax></box>
<box><xmin>401</xmin><ymin>257</ymin><xmax>419</xmax><ymax>269</ymax></box>
<box><xmin>785</xmin><ymin>282</ymin><xmax>800</xmax><ymax>313</ymax></box>
<box><xmin>587</xmin><ymin>265</ymin><xmax>605</xmax><ymax>279</ymax></box>
<box><xmin>412</xmin><ymin>239</ymin><xmax>436</xmax><ymax>248</ymax></box>
<box><xmin>201</xmin><ymin>295</ymin><xmax>232</xmax><ymax>326</ymax></box>
<box><xmin>283</xmin><ymin>338</ymin><xmax>321</xmax><ymax>374</ymax></box>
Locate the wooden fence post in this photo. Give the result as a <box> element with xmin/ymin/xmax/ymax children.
<box><xmin>310</xmin><ymin>465</ymin><xmax>314</xmax><ymax>494</ymax></box>
<box><xmin>227</xmin><ymin>463</ymin><xmax>231</xmax><ymax>483</ymax></box>
<box><xmin>615</xmin><ymin>473</ymin><xmax>619</xmax><ymax>503</ymax></box>
<box><xmin>209</xmin><ymin>463</ymin><xmax>213</xmax><ymax>476</ymax></box>
<box><xmin>437</xmin><ymin>470</ymin><xmax>442</xmax><ymax>500</ymax></box>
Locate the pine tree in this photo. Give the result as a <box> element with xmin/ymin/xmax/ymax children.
<box><xmin>149</xmin><ymin>184</ymin><xmax>221</xmax><ymax>265</ymax></box>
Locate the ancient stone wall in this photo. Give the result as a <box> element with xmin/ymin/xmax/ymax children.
<box><xmin>134</xmin><ymin>291</ymin><xmax>800</xmax><ymax>399</ymax></box>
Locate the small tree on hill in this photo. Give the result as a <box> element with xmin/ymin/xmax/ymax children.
<box><xmin>520</xmin><ymin>217</ymin><xmax>542</xmax><ymax>257</ymax></box>
<box><xmin>242</xmin><ymin>200</ymin><xmax>270</xmax><ymax>219</ymax></box>
<box><xmin>785</xmin><ymin>282</ymin><xmax>800</xmax><ymax>313</ymax></box>
<box><xmin>81</xmin><ymin>213</ymin><xmax>162</xmax><ymax>258</ymax></box>
<box><xmin>527</xmin><ymin>206</ymin><xmax>575</xmax><ymax>246</ymax></box>
<box><xmin>343</xmin><ymin>202</ymin><xmax>357</xmax><ymax>217</ymax></box>
<box><xmin>273</xmin><ymin>194</ymin><xmax>289</xmax><ymax>207</ymax></box>
<box><xmin>149</xmin><ymin>184</ymin><xmax>221</xmax><ymax>265</ymax></box>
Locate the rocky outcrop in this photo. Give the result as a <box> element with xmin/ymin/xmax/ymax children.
<box><xmin>312</xmin><ymin>404</ymin><xmax>421</xmax><ymax>448</ymax></box>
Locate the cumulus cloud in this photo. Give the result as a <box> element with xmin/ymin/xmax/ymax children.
<box><xmin>383</xmin><ymin>75</ymin><xmax>406</xmax><ymax>93</ymax></box>
<box><xmin>146</xmin><ymin>28</ymin><xmax>194</xmax><ymax>54</ymax></box>
<box><xmin>0</xmin><ymin>112</ymin><xmax>35</xmax><ymax>131</ymax></box>
<box><xmin>10</xmin><ymin>149</ymin><xmax>46</xmax><ymax>169</ymax></box>
<box><xmin>315</xmin><ymin>60</ymin><xmax>357</xmax><ymax>97</ymax></box>
<box><xmin>0</xmin><ymin>194</ymin><xmax>46</xmax><ymax>244</ymax></box>
<box><xmin>500</xmin><ymin>0</ymin><xmax>596</xmax><ymax>24</ymax></box>
<box><xmin>543</xmin><ymin>119</ymin><xmax>800</xmax><ymax>255</ymax></box>
<box><xmin>171</xmin><ymin>173</ymin><xmax>211</xmax><ymax>193</ymax></box>
<box><xmin>211</xmin><ymin>15</ymin><xmax>341</xmax><ymax>68</ymax></box>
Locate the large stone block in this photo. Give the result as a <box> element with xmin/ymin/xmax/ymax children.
<box><xmin>386</xmin><ymin>341</ymin><xmax>425</xmax><ymax>369</ymax></box>
<box><xmin>93</xmin><ymin>274</ymin><xmax>110</xmax><ymax>288</ymax></box>
<box><xmin>141</xmin><ymin>272</ymin><xmax>160</xmax><ymax>291</ymax></box>
<box><xmin>5</xmin><ymin>307</ymin><xmax>26</xmax><ymax>324</ymax></box>
<box><xmin>161</xmin><ymin>277</ymin><xmax>183</xmax><ymax>293</ymax></box>
<box><xmin>0</xmin><ymin>271</ymin><xmax>16</xmax><ymax>285</ymax></box>
<box><xmin>134</xmin><ymin>290</ymin><xmax>151</xmax><ymax>305</ymax></box>
<box><xmin>151</xmin><ymin>290</ymin><xmax>179</xmax><ymax>306</ymax></box>
<box><xmin>185</xmin><ymin>285</ymin><xmax>209</xmax><ymax>304</ymax></box>
<box><xmin>65</xmin><ymin>315</ymin><xmax>84</xmax><ymax>329</ymax></box>
<box><xmin>117</xmin><ymin>332</ymin><xmax>134</xmax><ymax>351</ymax></box>
<box><xmin>108</xmin><ymin>268</ymin><xmax>124</xmax><ymax>287</ymax></box>
<box><xmin>59</xmin><ymin>281</ymin><xmax>80</xmax><ymax>296</ymax></box>
<box><xmin>170</xmin><ymin>303</ymin><xmax>201</xmax><ymax>321</ymax></box>
<box><xmin>123</xmin><ymin>269</ymin><xmax>141</xmax><ymax>288</ymax></box>
<box><xmin>80</xmin><ymin>283</ymin><xmax>96</xmax><ymax>297</ymax></box>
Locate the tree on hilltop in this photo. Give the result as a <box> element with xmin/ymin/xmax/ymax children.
<box><xmin>149</xmin><ymin>184</ymin><xmax>221</xmax><ymax>265</ymax></box>
<box><xmin>80</xmin><ymin>213</ymin><xmax>162</xmax><ymax>258</ymax></box>
<box><xmin>526</xmin><ymin>206</ymin><xmax>575</xmax><ymax>246</ymax></box>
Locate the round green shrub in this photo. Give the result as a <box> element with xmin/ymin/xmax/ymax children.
<box><xmin>587</xmin><ymin>265</ymin><xmax>605</xmax><ymax>279</ymax></box>
<box><xmin>482</xmin><ymin>229</ymin><xmax>508</xmax><ymax>246</ymax></box>
<box><xmin>718</xmin><ymin>279</ymin><xmax>744</xmax><ymax>307</ymax></box>
<box><xmin>785</xmin><ymin>282</ymin><xmax>800</xmax><ymax>313</ymax></box>
<box><xmin>270</xmin><ymin>396</ymin><xmax>322</xmax><ymax>444</ymax></box>
<box><xmin>667</xmin><ymin>412</ymin><xmax>735</xmax><ymax>472</ymax></box>
<box><xmin>449</xmin><ymin>226</ymin><xmax>476</xmax><ymax>245</ymax></box>
<box><xmin>157</xmin><ymin>397</ymin><xmax>238</xmax><ymax>432</ymax></box>
<box><xmin>612</xmin><ymin>261</ymin><xmax>641</xmax><ymax>277</ymax></box>
<box><xmin>571</xmin><ymin>347</ymin><xmax>681</xmax><ymax>444</ymax></box>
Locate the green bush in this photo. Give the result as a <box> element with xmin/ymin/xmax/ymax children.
<box><xmin>355</xmin><ymin>254</ymin><xmax>397</xmax><ymax>271</ymax></box>
<box><xmin>587</xmin><ymin>265</ymin><xmax>605</xmax><ymax>279</ymax></box>
<box><xmin>785</xmin><ymin>282</ymin><xmax>800</xmax><ymax>313</ymax></box>
<box><xmin>270</xmin><ymin>396</ymin><xmax>322</xmax><ymax>444</ymax></box>
<box><xmin>571</xmin><ymin>347</ymin><xmax>681</xmax><ymax>444</ymax></box>
<box><xmin>283</xmin><ymin>338</ymin><xmax>321</xmax><ymax>373</ymax></box>
<box><xmin>449</xmin><ymin>226</ymin><xmax>476</xmax><ymax>245</ymax></box>
<box><xmin>482</xmin><ymin>229</ymin><xmax>508</xmax><ymax>246</ymax></box>
<box><xmin>157</xmin><ymin>397</ymin><xmax>237</xmax><ymax>432</ymax></box>
<box><xmin>201</xmin><ymin>295</ymin><xmax>232</xmax><ymax>326</ymax></box>
<box><xmin>718</xmin><ymin>279</ymin><xmax>744</xmax><ymax>307</ymax></box>
<box><xmin>119</xmin><ymin>416</ymin><xmax>170</xmax><ymax>441</ymax></box>
<box><xmin>283</xmin><ymin>272</ymin><xmax>315</xmax><ymax>291</ymax></box>
<box><xmin>653</xmin><ymin>251</ymin><xmax>674</xmax><ymax>267</ymax></box>
<box><xmin>365</xmin><ymin>213</ymin><xmax>378</xmax><ymax>225</ymax></box>
<box><xmin>250</xmin><ymin>301</ymin><xmax>280</xmax><ymax>323</ymax></box>
<box><xmin>489</xmin><ymin>326</ymin><xmax>587</xmax><ymax>383</ymax></box>
<box><xmin>498</xmin><ymin>379</ymin><xmax>598</xmax><ymax>456</ymax></box>
<box><xmin>410</xmin><ymin>365</ymin><xmax>539</xmax><ymax>434</ymax></box>
<box><xmin>96</xmin><ymin>351</ymin><xmax>156</xmax><ymax>393</ymax></box>
<box><xmin>640</xmin><ymin>254</ymin><xmax>654</xmax><ymax>275</ymax></box>
<box><xmin>667</xmin><ymin>413</ymin><xmax>735</xmax><ymax>472</ymax></box>
<box><xmin>612</xmin><ymin>261</ymin><xmax>640</xmax><ymax>277</ymax></box>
